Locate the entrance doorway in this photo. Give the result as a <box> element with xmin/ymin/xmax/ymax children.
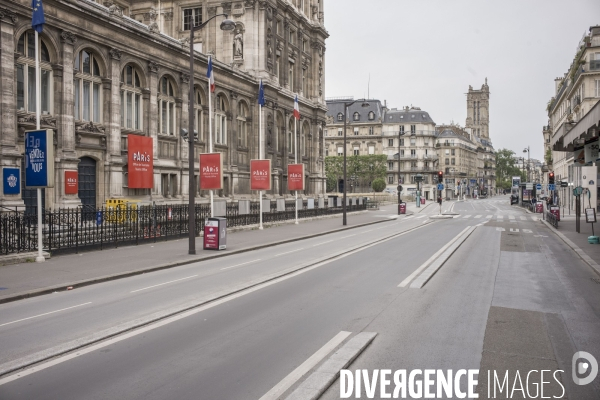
<box><xmin>78</xmin><ymin>157</ymin><xmax>97</xmax><ymax>210</ymax></box>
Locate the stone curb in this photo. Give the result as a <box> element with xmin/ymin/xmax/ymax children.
<box><xmin>0</xmin><ymin>214</ymin><xmax>392</xmax><ymax>305</ymax></box>
<box><xmin>0</xmin><ymin>251</ymin><xmax>51</xmax><ymax>267</ymax></box>
<box><xmin>541</xmin><ymin>219</ymin><xmax>600</xmax><ymax>277</ymax></box>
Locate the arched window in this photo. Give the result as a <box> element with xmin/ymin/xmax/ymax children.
<box><xmin>194</xmin><ymin>88</ymin><xmax>204</xmax><ymax>141</ymax></box>
<box><xmin>16</xmin><ymin>31</ymin><xmax>52</xmax><ymax>114</ymax></box>
<box><xmin>368</xmin><ymin>111</ymin><xmax>375</xmax><ymax>120</ymax></box>
<box><xmin>158</xmin><ymin>76</ymin><xmax>176</xmax><ymax>135</ymax></box>
<box><xmin>302</xmin><ymin>123</ymin><xmax>308</xmax><ymax>157</ymax></box>
<box><xmin>237</xmin><ymin>101</ymin><xmax>249</xmax><ymax>148</ymax></box>
<box><xmin>74</xmin><ymin>50</ymin><xmax>102</xmax><ymax>122</ymax></box>
<box><xmin>337</xmin><ymin>113</ymin><xmax>343</xmax><ymax>121</ymax></box>
<box><xmin>288</xmin><ymin>116</ymin><xmax>296</xmax><ymax>156</ymax></box>
<box><xmin>277</xmin><ymin>113</ymin><xmax>284</xmax><ymax>154</ymax></box>
<box><xmin>353</xmin><ymin>112</ymin><xmax>360</xmax><ymax>121</ymax></box>
<box><xmin>120</xmin><ymin>65</ymin><xmax>142</xmax><ymax>130</ymax></box>
<box><xmin>215</xmin><ymin>94</ymin><xmax>227</xmax><ymax>145</ymax></box>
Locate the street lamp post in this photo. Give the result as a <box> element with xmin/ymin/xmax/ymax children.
<box><xmin>342</xmin><ymin>98</ymin><xmax>369</xmax><ymax>226</ymax></box>
<box><xmin>523</xmin><ymin>146</ymin><xmax>530</xmax><ymax>182</ymax></box>
<box><xmin>186</xmin><ymin>14</ymin><xmax>235</xmax><ymax>255</ymax></box>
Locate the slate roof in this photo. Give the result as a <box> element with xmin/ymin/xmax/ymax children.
<box><xmin>326</xmin><ymin>99</ymin><xmax>383</xmax><ymax>124</ymax></box>
<box><xmin>383</xmin><ymin>109</ymin><xmax>435</xmax><ymax>125</ymax></box>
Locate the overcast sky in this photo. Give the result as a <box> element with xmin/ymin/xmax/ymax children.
<box><xmin>323</xmin><ymin>0</ymin><xmax>600</xmax><ymax>160</ymax></box>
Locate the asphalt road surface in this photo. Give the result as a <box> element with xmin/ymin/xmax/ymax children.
<box><xmin>0</xmin><ymin>196</ymin><xmax>598</xmax><ymax>399</ymax></box>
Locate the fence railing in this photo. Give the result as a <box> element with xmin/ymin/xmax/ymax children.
<box><xmin>545</xmin><ymin>210</ymin><xmax>558</xmax><ymax>228</ymax></box>
<box><xmin>0</xmin><ymin>199</ymin><xmax>366</xmax><ymax>256</ymax></box>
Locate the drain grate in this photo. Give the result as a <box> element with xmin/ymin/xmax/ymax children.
<box><xmin>592</xmin><ymin>278</ymin><xmax>600</xmax><ymax>285</ymax></box>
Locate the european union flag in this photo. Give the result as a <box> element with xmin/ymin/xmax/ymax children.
<box><xmin>258</xmin><ymin>80</ymin><xmax>265</xmax><ymax>107</ymax></box>
<box><xmin>31</xmin><ymin>0</ymin><xmax>45</xmax><ymax>33</ymax></box>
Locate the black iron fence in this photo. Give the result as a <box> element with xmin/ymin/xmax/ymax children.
<box><xmin>545</xmin><ymin>210</ymin><xmax>558</xmax><ymax>228</ymax></box>
<box><xmin>0</xmin><ymin>199</ymin><xmax>366</xmax><ymax>255</ymax></box>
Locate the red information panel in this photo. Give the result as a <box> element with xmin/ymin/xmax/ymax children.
<box><xmin>288</xmin><ymin>164</ymin><xmax>305</xmax><ymax>191</ymax></box>
<box><xmin>250</xmin><ymin>159</ymin><xmax>271</xmax><ymax>191</ymax></box>
<box><xmin>199</xmin><ymin>153</ymin><xmax>223</xmax><ymax>190</ymax></box>
<box><xmin>128</xmin><ymin>135</ymin><xmax>154</xmax><ymax>189</ymax></box>
<box><xmin>64</xmin><ymin>170</ymin><xmax>78</xmax><ymax>194</ymax></box>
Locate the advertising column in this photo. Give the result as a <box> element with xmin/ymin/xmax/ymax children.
<box><xmin>200</xmin><ymin>153</ymin><xmax>223</xmax><ymax>218</ymax></box>
<box><xmin>251</xmin><ymin>159</ymin><xmax>272</xmax><ymax>228</ymax></box>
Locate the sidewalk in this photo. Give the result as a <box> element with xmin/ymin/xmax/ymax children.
<box><xmin>0</xmin><ymin>202</ymin><xmax>432</xmax><ymax>303</ymax></box>
<box><xmin>542</xmin><ymin>215</ymin><xmax>600</xmax><ymax>276</ymax></box>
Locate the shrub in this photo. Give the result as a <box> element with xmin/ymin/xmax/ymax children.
<box><xmin>372</xmin><ymin>178</ymin><xmax>386</xmax><ymax>192</ymax></box>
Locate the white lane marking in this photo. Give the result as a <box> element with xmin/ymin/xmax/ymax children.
<box><xmin>312</xmin><ymin>240</ymin><xmax>334</xmax><ymax>247</ymax></box>
<box><xmin>522</xmin><ymin>229</ymin><xmax>533</xmax><ymax>233</ymax></box>
<box><xmin>274</xmin><ymin>248</ymin><xmax>304</xmax><ymax>257</ymax></box>
<box><xmin>520</xmin><ymin>216</ymin><xmax>527</xmax><ymax>221</ymax></box>
<box><xmin>496</xmin><ymin>227</ymin><xmax>505</xmax><ymax>232</ymax></box>
<box><xmin>362</xmin><ymin>229</ymin><xmax>375</xmax><ymax>233</ymax></box>
<box><xmin>509</xmin><ymin>216</ymin><xmax>515</xmax><ymax>220</ymax></box>
<box><xmin>463</xmin><ymin>215</ymin><xmax>472</xmax><ymax>218</ymax></box>
<box><xmin>405</xmin><ymin>216</ymin><xmax>414</xmax><ymax>219</ymax></box>
<box><xmin>340</xmin><ymin>234</ymin><xmax>356</xmax><ymax>238</ymax></box>
<box><xmin>486</xmin><ymin>215</ymin><xmax>492</xmax><ymax>218</ymax></box>
<box><xmin>0</xmin><ymin>302</ymin><xmax>92</xmax><ymax>328</ymax></box>
<box><xmin>474</xmin><ymin>215</ymin><xmax>482</xmax><ymax>219</ymax></box>
<box><xmin>415</xmin><ymin>216</ymin><xmax>427</xmax><ymax>219</ymax></box>
<box><xmin>510</xmin><ymin>228</ymin><xmax>519</xmax><ymax>232</ymax></box>
<box><xmin>259</xmin><ymin>331</ymin><xmax>352</xmax><ymax>400</ymax></box>
<box><xmin>531</xmin><ymin>216</ymin><xmax>538</xmax><ymax>221</ymax></box>
<box><xmin>497</xmin><ymin>215</ymin><xmax>504</xmax><ymax>219</ymax></box>
<box><xmin>0</xmin><ymin>224</ymin><xmax>433</xmax><ymax>386</ymax></box>
<box><xmin>398</xmin><ymin>227</ymin><xmax>470</xmax><ymax>287</ymax></box>
<box><xmin>220</xmin><ymin>260</ymin><xmax>262</xmax><ymax>271</ymax></box>
<box><xmin>131</xmin><ymin>275</ymin><xmax>198</xmax><ymax>293</ymax></box>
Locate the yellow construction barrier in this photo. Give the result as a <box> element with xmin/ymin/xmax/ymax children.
<box><xmin>105</xmin><ymin>199</ymin><xmax>138</xmax><ymax>223</ymax></box>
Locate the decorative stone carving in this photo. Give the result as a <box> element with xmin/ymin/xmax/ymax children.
<box><xmin>147</xmin><ymin>7</ymin><xmax>159</xmax><ymax>33</ymax></box>
<box><xmin>267</xmin><ymin>121</ymin><xmax>273</xmax><ymax>149</ymax></box>
<box><xmin>0</xmin><ymin>7</ymin><xmax>18</xmax><ymax>23</ymax></box>
<box><xmin>18</xmin><ymin>114</ymin><xmax>56</xmax><ymax>127</ymax></box>
<box><xmin>302</xmin><ymin>56</ymin><xmax>309</xmax><ymax>70</ymax></box>
<box><xmin>225</xmin><ymin>111</ymin><xmax>233</xmax><ymax>121</ymax></box>
<box><xmin>276</xmin><ymin>39</ymin><xmax>283</xmax><ymax>51</ymax></box>
<box><xmin>207</xmin><ymin>6</ymin><xmax>217</xmax><ymax>17</ymax></box>
<box><xmin>109</xmin><ymin>48</ymin><xmax>122</xmax><ymax>60</ymax></box>
<box><xmin>233</xmin><ymin>3</ymin><xmax>244</xmax><ymax>16</ymax></box>
<box><xmin>148</xmin><ymin>61</ymin><xmax>159</xmax><ymax>73</ymax></box>
<box><xmin>246</xmin><ymin>0</ymin><xmax>258</xmax><ymax>8</ymax></box>
<box><xmin>180</xmin><ymin>73</ymin><xmax>190</xmax><ymax>84</ymax></box>
<box><xmin>229</xmin><ymin>91</ymin><xmax>238</xmax><ymax>100</ymax></box>
<box><xmin>180</xmin><ymin>36</ymin><xmax>190</xmax><ymax>48</ymax></box>
<box><xmin>221</xmin><ymin>2</ymin><xmax>232</xmax><ymax>14</ymax></box>
<box><xmin>233</xmin><ymin>30</ymin><xmax>244</xmax><ymax>60</ymax></box>
<box><xmin>163</xmin><ymin>10</ymin><xmax>173</xmax><ymax>21</ymax></box>
<box><xmin>266</xmin><ymin>5</ymin><xmax>272</xmax><ymax>20</ymax></box>
<box><xmin>60</xmin><ymin>31</ymin><xmax>78</xmax><ymax>45</ymax></box>
<box><xmin>284</xmin><ymin>19</ymin><xmax>289</xmax><ymax>29</ymax></box>
<box><xmin>76</xmin><ymin>121</ymin><xmax>106</xmax><ymax>134</ymax></box>
<box><xmin>311</xmin><ymin>5</ymin><xmax>318</xmax><ymax>19</ymax></box>
<box><xmin>290</xmin><ymin>49</ymin><xmax>297</xmax><ymax>60</ymax></box>
<box><xmin>108</xmin><ymin>3</ymin><xmax>123</xmax><ymax>17</ymax></box>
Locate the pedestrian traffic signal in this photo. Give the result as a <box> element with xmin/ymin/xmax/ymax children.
<box><xmin>549</xmin><ymin>172</ymin><xmax>555</xmax><ymax>185</ymax></box>
<box><xmin>438</xmin><ymin>171</ymin><xmax>443</xmax><ymax>182</ymax></box>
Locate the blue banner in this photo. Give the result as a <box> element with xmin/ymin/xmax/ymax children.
<box><xmin>25</xmin><ymin>129</ymin><xmax>54</xmax><ymax>188</ymax></box>
<box><xmin>3</xmin><ymin>168</ymin><xmax>21</xmax><ymax>195</ymax></box>
<box><xmin>96</xmin><ymin>211</ymin><xmax>103</xmax><ymax>226</ymax></box>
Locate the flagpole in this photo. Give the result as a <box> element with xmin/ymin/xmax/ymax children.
<box><xmin>208</xmin><ymin>57</ymin><xmax>213</xmax><ymax>218</ymax></box>
<box><xmin>35</xmin><ymin>30</ymin><xmax>44</xmax><ymax>263</ymax></box>
<box><xmin>294</xmin><ymin>114</ymin><xmax>298</xmax><ymax>225</ymax></box>
<box><xmin>259</xmin><ymin>88</ymin><xmax>263</xmax><ymax>230</ymax></box>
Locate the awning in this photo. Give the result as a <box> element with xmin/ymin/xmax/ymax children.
<box><xmin>553</xmin><ymin>101</ymin><xmax>600</xmax><ymax>152</ymax></box>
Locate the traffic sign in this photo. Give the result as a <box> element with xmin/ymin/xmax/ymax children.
<box><xmin>536</xmin><ymin>183</ymin><xmax>542</xmax><ymax>191</ymax></box>
<box><xmin>560</xmin><ymin>182</ymin><xmax>568</xmax><ymax>187</ymax></box>
<box><xmin>548</xmin><ymin>184</ymin><xmax>556</xmax><ymax>191</ymax></box>
<box><xmin>526</xmin><ymin>183</ymin><xmax>533</xmax><ymax>190</ymax></box>
<box><xmin>437</xmin><ymin>183</ymin><xmax>444</xmax><ymax>190</ymax></box>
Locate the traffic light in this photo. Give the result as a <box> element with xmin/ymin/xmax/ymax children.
<box><xmin>438</xmin><ymin>171</ymin><xmax>443</xmax><ymax>183</ymax></box>
<box><xmin>549</xmin><ymin>172</ymin><xmax>555</xmax><ymax>185</ymax></box>
<box><xmin>457</xmin><ymin>180</ymin><xmax>460</xmax><ymax>186</ymax></box>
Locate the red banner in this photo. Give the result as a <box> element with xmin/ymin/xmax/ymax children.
<box><xmin>199</xmin><ymin>153</ymin><xmax>223</xmax><ymax>190</ymax></box>
<box><xmin>64</xmin><ymin>170</ymin><xmax>78</xmax><ymax>194</ymax></box>
<box><xmin>128</xmin><ymin>135</ymin><xmax>154</xmax><ymax>189</ymax></box>
<box><xmin>250</xmin><ymin>159</ymin><xmax>271</xmax><ymax>191</ymax></box>
<box><xmin>287</xmin><ymin>164</ymin><xmax>304</xmax><ymax>191</ymax></box>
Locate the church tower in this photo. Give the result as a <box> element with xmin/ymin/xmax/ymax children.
<box><xmin>465</xmin><ymin>78</ymin><xmax>490</xmax><ymax>139</ymax></box>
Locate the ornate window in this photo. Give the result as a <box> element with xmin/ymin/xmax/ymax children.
<box><xmin>194</xmin><ymin>88</ymin><xmax>204</xmax><ymax>141</ymax></box>
<box><xmin>74</xmin><ymin>50</ymin><xmax>102</xmax><ymax>123</ymax></box>
<box><xmin>277</xmin><ymin>114</ymin><xmax>285</xmax><ymax>153</ymax></box>
<box><xmin>16</xmin><ymin>31</ymin><xmax>52</xmax><ymax>114</ymax></box>
<box><xmin>120</xmin><ymin>65</ymin><xmax>142</xmax><ymax>130</ymax></box>
<box><xmin>288</xmin><ymin>62</ymin><xmax>294</xmax><ymax>90</ymax></box>
<box><xmin>368</xmin><ymin>111</ymin><xmax>375</xmax><ymax>120</ymax></box>
<box><xmin>288</xmin><ymin>117</ymin><xmax>296</xmax><ymax>156</ymax></box>
<box><xmin>353</xmin><ymin>112</ymin><xmax>360</xmax><ymax>121</ymax></box>
<box><xmin>158</xmin><ymin>76</ymin><xmax>176</xmax><ymax>135</ymax></box>
<box><xmin>337</xmin><ymin>113</ymin><xmax>343</xmax><ymax>121</ymax></box>
<box><xmin>215</xmin><ymin>94</ymin><xmax>227</xmax><ymax>145</ymax></box>
<box><xmin>183</xmin><ymin>7</ymin><xmax>202</xmax><ymax>31</ymax></box>
<box><xmin>237</xmin><ymin>101</ymin><xmax>249</xmax><ymax>148</ymax></box>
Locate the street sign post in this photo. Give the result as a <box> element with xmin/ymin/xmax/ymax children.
<box><xmin>548</xmin><ymin>184</ymin><xmax>556</xmax><ymax>191</ymax></box>
<box><xmin>560</xmin><ymin>182</ymin><xmax>568</xmax><ymax>188</ymax></box>
<box><xmin>437</xmin><ymin>183</ymin><xmax>444</xmax><ymax>190</ymax></box>
<box><xmin>536</xmin><ymin>183</ymin><xmax>542</xmax><ymax>191</ymax></box>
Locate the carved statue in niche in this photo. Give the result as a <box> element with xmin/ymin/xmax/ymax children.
<box><xmin>234</xmin><ymin>30</ymin><xmax>243</xmax><ymax>59</ymax></box>
<box><xmin>267</xmin><ymin>122</ymin><xmax>273</xmax><ymax>149</ymax></box>
<box><xmin>147</xmin><ymin>7</ymin><xmax>159</xmax><ymax>33</ymax></box>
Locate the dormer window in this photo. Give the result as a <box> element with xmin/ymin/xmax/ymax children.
<box><xmin>337</xmin><ymin>113</ymin><xmax>343</xmax><ymax>121</ymax></box>
<box><xmin>353</xmin><ymin>112</ymin><xmax>360</xmax><ymax>121</ymax></box>
<box><xmin>368</xmin><ymin>111</ymin><xmax>375</xmax><ymax>120</ymax></box>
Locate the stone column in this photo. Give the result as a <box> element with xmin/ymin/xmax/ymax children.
<box><xmin>55</xmin><ymin>31</ymin><xmax>81</xmax><ymax>208</ymax></box>
<box><xmin>147</xmin><ymin>61</ymin><xmax>159</xmax><ymax>198</ymax></box>
<box><xmin>105</xmin><ymin>48</ymin><xmax>123</xmax><ymax>199</ymax></box>
<box><xmin>0</xmin><ymin>9</ymin><xmax>24</xmax><ymax>210</ymax></box>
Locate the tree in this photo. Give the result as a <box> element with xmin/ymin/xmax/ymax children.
<box><xmin>545</xmin><ymin>148</ymin><xmax>553</xmax><ymax>165</ymax></box>
<box><xmin>495</xmin><ymin>148</ymin><xmax>526</xmax><ymax>190</ymax></box>
<box><xmin>324</xmin><ymin>154</ymin><xmax>388</xmax><ymax>192</ymax></box>
<box><xmin>372</xmin><ymin>178</ymin><xmax>386</xmax><ymax>192</ymax></box>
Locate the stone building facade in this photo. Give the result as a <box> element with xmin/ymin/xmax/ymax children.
<box><xmin>0</xmin><ymin>0</ymin><xmax>328</xmax><ymax>212</ymax></box>
<box><xmin>466</xmin><ymin>78</ymin><xmax>490</xmax><ymax>139</ymax></box>
<box><xmin>436</xmin><ymin>125</ymin><xmax>479</xmax><ymax>198</ymax></box>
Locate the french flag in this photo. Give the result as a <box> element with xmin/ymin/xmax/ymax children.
<box><xmin>207</xmin><ymin>56</ymin><xmax>215</xmax><ymax>93</ymax></box>
<box><xmin>293</xmin><ymin>95</ymin><xmax>300</xmax><ymax>120</ymax></box>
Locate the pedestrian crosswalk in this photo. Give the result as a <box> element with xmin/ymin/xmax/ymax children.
<box><xmin>453</xmin><ymin>213</ymin><xmax>539</xmax><ymax>221</ymax></box>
